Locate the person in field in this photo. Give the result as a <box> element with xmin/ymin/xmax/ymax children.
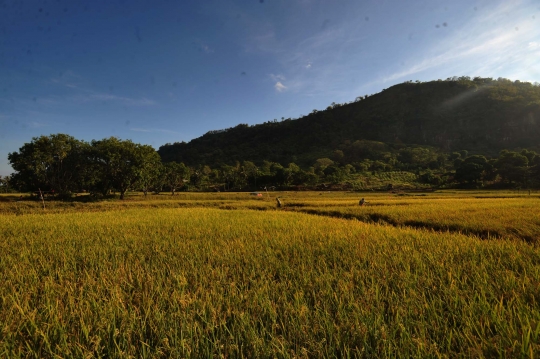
<box><xmin>359</xmin><ymin>198</ymin><xmax>366</xmax><ymax>206</ymax></box>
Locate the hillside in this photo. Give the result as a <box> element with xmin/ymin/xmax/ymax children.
<box><xmin>158</xmin><ymin>77</ymin><xmax>540</xmax><ymax>167</ymax></box>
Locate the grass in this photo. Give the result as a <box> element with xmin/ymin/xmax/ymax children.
<box><xmin>0</xmin><ymin>191</ymin><xmax>539</xmax><ymax>357</ymax></box>
<box><xmin>284</xmin><ymin>194</ymin><xmax>540</xmax><ymax>243</ymax></box>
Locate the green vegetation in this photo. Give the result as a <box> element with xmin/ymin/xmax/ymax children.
<box><xmin>7</xmin><ymin>134</ymin><xmax>161</xmax><ymax>199</ymax></box>
<box><xmin>0</xmin><ymin>192</ymin><xmax>539</xmax><ymax>357</ymax></box>
<box><xmin>6</xmin><ymin>136</ymin><xmax>540</xmax><ymax>196</ymax></box>
<box><xmin>158</xmin><ymin>77</ymin><xmax>540</xmax><ymax>167</ymax></box>
<box><xmin>5</xmin><ymin>78</ymin><xmax>540</xmax><ymax>196</ymax></box>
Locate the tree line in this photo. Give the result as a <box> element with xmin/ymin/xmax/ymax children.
<box><xmin>3</xmin><ymin>133</ymin><xmax>540</xmax><ymax>198</ymax></box>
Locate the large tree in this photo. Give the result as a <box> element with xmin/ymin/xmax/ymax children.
<box><xmin>7</xmin><ymin>134</ymin><xmax>88</xmax><ymax>195</ymax></box>
<box><xmin>90</xmin><ymin>137</ymin><xmax>161</xmax><ymax>199</ymax></box>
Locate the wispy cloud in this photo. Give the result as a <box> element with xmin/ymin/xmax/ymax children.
<box><xmin>270</xmin><ymin>74</ymin><xmax>286</xmax><ymax>82</ymax></box>
<box><xmin>200</xmin><ymin>44</ymin><xmax>213</xmax><ymax>53</ymax></box>
<box><xmin>380</xmin><ymin>33</ymin><xmax>515</xmax><ymax>83</ymax></box>
<box><xmin>50</xmin><ymin>70</ymin><xmax>85</xmax><ymax>90</ymax></box>
<box><xmin>47</xmin><ymin>71</ymin><xmax>157</xmax><ymax>107</ymax></box>
<box><xmin>378</xmin><ymin>2</ymin><xmax>540</xmax><ymax>84</ymax></box>
<box><xmin>248</xmin><ymin>16</ymin><xmax>370</xmax><ymax>97</ymax></box>
<box><xmin>274</xmin><ymin>82</ymin><xmax>287</xmax><ymax>92</ymax></box>
<box><xmin>84</xmin><ymin>94</ymin><xmax>156</xmax><ymax>106</ymax></box>
<box><xmin>192</xmin><ymin>40</ymin><xmax>214</xmax><ymax>54</ymax></box>
<box><xmin>9</xmin><ymin>93</ymin><xmax>156</xmax><ymax>110</ymax></box>
<box><xmin>28</xmin><ymin>121</ymin><xmax>49</xmax><ymax>128</ymax></box>
<box><xmin>130</xmin><ymin>128</ymin><xmax>180</xmax><ymax>134</ymax></box>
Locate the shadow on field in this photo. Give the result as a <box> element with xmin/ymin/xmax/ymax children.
<box><xmin>293</xmin><ymin>208</ymin><xmax>537</xmax><ymax>244</ymax></box>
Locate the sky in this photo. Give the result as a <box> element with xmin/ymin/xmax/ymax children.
<box><xmin>1</xmin><ymin>0</ymin><xmax>539</xmax><ymax>176</ymax></box>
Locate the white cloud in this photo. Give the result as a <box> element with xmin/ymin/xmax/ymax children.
<box><xmin>270</xmin><ymin>74</ymin><xmax>289</xmax><ymax>92</ymax></box>
<box><xmin>274</xmin><ymin>82</ymin><xmax>287</xmax><ymax>92</ymax></box>
<box><xmin>529</xmin><ymin>42</ymin><xmax>540</xmax><ymax>50</ymax></box>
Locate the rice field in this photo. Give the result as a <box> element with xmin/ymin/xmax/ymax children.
<box><xmin>284</xmin><ymin>192</ymin><xmax>540</xmax><ymax>243</ymax></box>
<box><xmin>0</xmin><ymin>191</ymin><xmax>539</xmax><ymax>357</ymax></box>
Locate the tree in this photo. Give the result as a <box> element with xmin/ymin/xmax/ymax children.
<box><xmin>370</xmin><ymin>160</ymin><xmax>387</xmax><ymax>172</ymax></box>
<box><xmin>285</xmin><ymin>163</ymin><xmax>301</xmax><ymax>185</ymax></box>
<box><xmin>0</xmin><ymin>175</ymin><xmax>11</xmax><ymax>193</ymax></box>
<box><xmin>190</xmin><ymin>165</ymin><xmax>212</xmax><ymax>190</ymax></box>
<box><xmin>455</xmin><ymin>155</ymin><xmax>489</xmax><ymax>184</ymax></box>
<box><xmin>323</xmin><ymin>165</ymin><xmax>347</xmax><ymax>184</ymax></box>
<box><xmin>397</xmin><ymin>147</ymin><xmax>437</xmax><ymax>170</ymax></box>
<box><xmin>520</xmin><ymin>149</ymin><xmax>537</xmax><ymax>164</ymax></box>
<box><xmin>165</xmin><ymin>162</ymin><xmax>189</xmax><ymax>195</ymax></box>
<box><xmin>295</xmin><ymin>168</ymin><xmax>318</xmax><ymax>186</ymax></box>
<box><xmin>495</xmin><ymin>150</ymin><xmax>529</xmax><ymax>185</ymax></box>
<box><xmin>314</xmin><ymin>158</ymin><xmax>334</xmax><ymax>175</ymax></box>
<box><xmin>332</xmin><ymin>150</ymin><xmax>344</xmax><ymax>164</ymax></box>
<box><xmin>241</xmin><ymin>161</ymin><xmax>259</xmax><ymax>189</ymax></box>
<box><xmin>207</xmin><ymin>169</ymin><xmax>221</xmax><ymax>190</ymax></box>
<box><xmin>90</xmin><ymin>137</ymin><xmax>160</xmax><ymax>199</ymax></box>
<box><xmin>7</xmin><ymin>134</ymin><xmax>88</xmax><ymax>195</ymax></box>
<box><xmin>152</xmin><ymin>164</ymin><xmax>168</xmax><ymax>194</ymax></box>
<box><xmin>231</xmin><ymin>161</ymin><xmax>247</xmax><ymax>189</ymax></box>
<box><xmin>271</xmin><ymin>163</ymin><xmax>287</xmax><ymax>186</ymax></box>
<box><xmin>137</xmin><ymin>155</ymin><xmax>163</xmax><ymax>196</ymax></box>
<box><xmin>529</xmin><ymin>153</ymin><xmax>540</xmax><ymax>187</ymax></box>
<box><xmin>220</xmin><ymin>164</ymin><xmax>237</xmax><ymax>191</ymax></box>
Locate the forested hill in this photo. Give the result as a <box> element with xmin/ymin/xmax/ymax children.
<box><xmin>158</xmin><ymin>77</ymin><xmax>540</xmax><ymax>167</ymax></box>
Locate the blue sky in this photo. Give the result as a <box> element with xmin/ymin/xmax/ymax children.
<box><xmin>1</xmin><ymin>0</ymin><xmax>539</xmax><ymax>175</ymax></box>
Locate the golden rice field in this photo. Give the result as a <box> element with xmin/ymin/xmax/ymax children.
<box><xmin>0</xmin><ymin>191</ymin><xmax>539</xmax><ymax>358</ymax></box>
<box><xmin>285</xmin><ymin>192</ymin><xmax>540</xmax><ymax>243</ymax></box>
